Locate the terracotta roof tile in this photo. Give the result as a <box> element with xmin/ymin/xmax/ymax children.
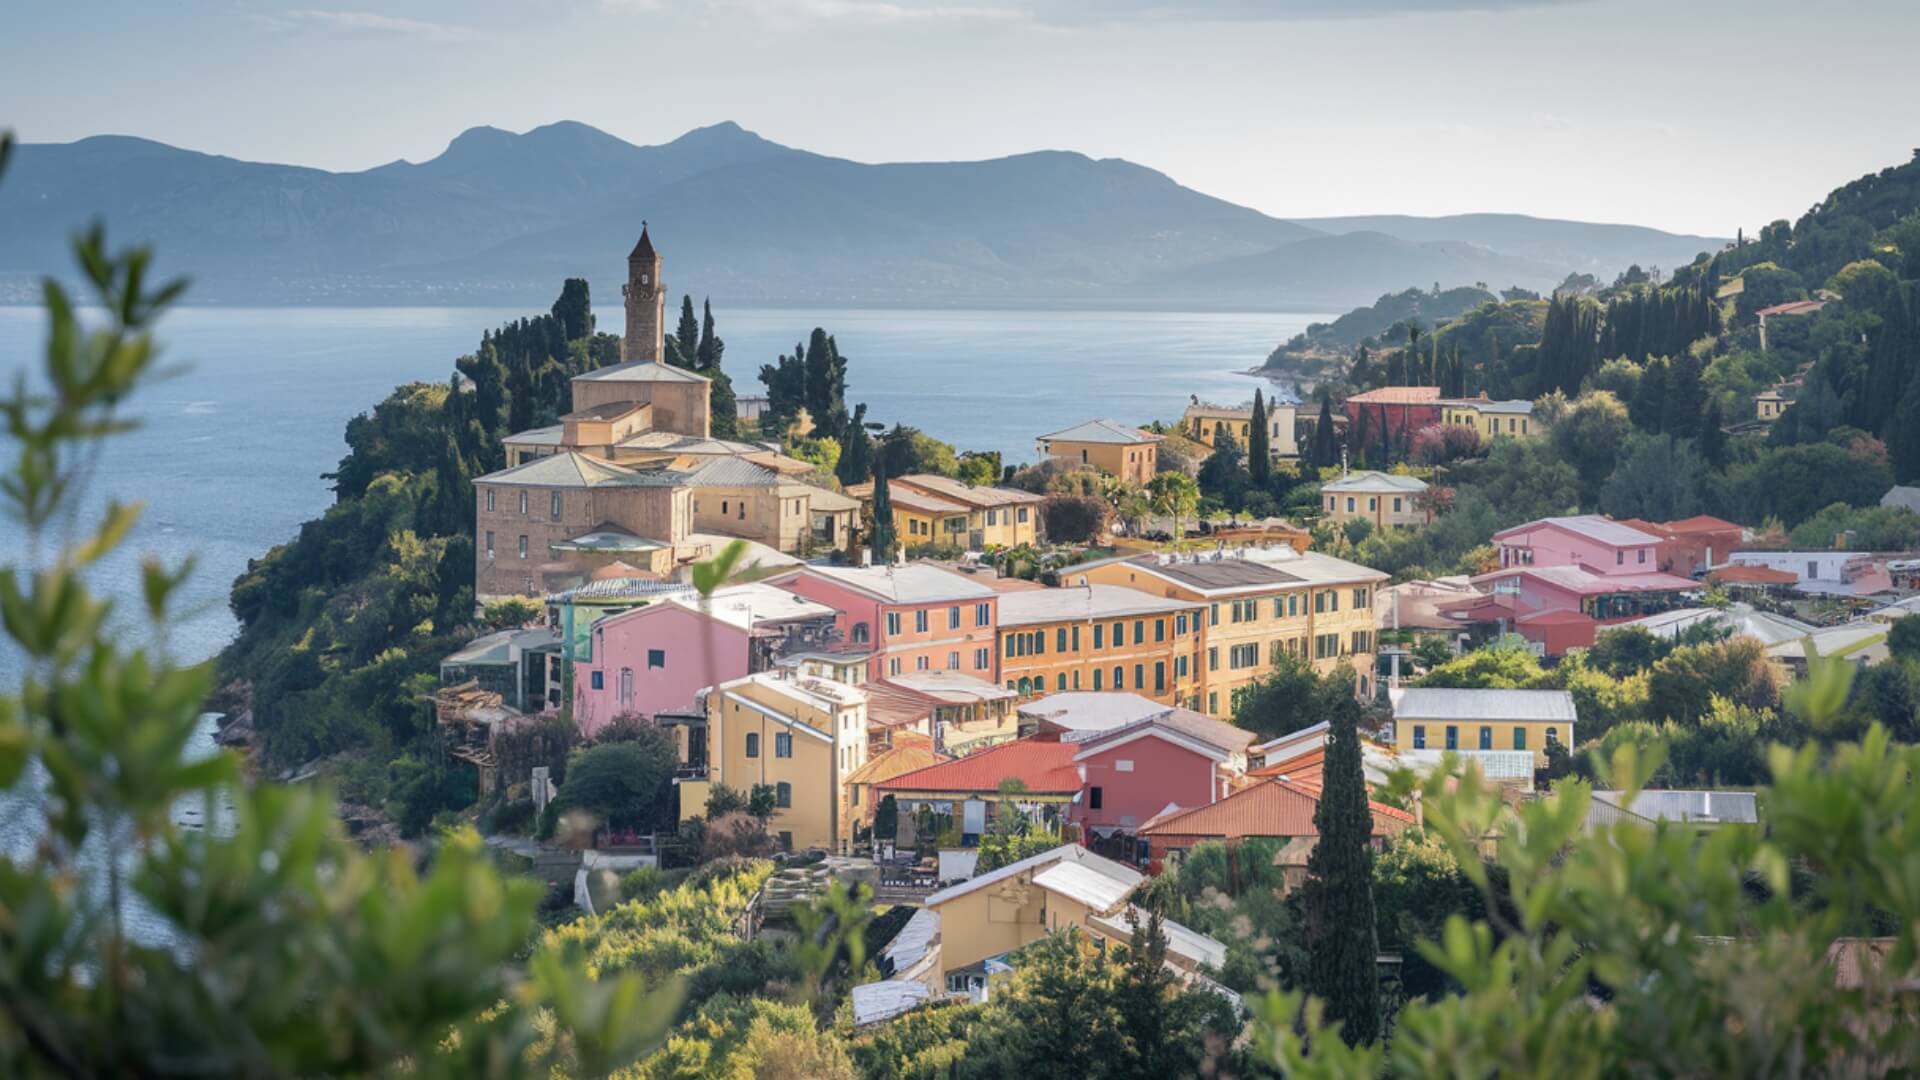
<box><xmin>1138</xmin><ymin>778</ymin><xmax>1414</xmax><ymax>839</ymax></box>
<box><xmin>876</xmin><ymin>737</ymin><xmax>1081</xmax><ymax>796</ymax></box>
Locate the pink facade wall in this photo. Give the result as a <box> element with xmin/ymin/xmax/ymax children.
<box><xmin>1497</xmin><ymin>522</ymin><xmax>1657</xmax><ymax>576</ymax></box>
<box><xmin>775</xmin><ymin>573</ymin><xmax>1000</xmax><ymax>683</ymax></box>
<box><xmin>1070</xmin><ymin>733</ymin><xmax>1221</xmax><ymax>833</ymax></box>
<box><xmin>575</xmin><ymin>605</ymin><xmax>749</xmax><ymax>737</ymax></box>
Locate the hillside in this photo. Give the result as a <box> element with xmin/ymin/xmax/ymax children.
<box><xmin>0</xmin><ymin>121</ymin><xmax>1722</xmax><ymax>309</ymax></box>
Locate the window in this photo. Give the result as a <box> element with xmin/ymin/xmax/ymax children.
<box><xmin>485</xmin><ymin>531</ymin><xmax>494</xmax><ymax>559</ymax></box>
<box><xmin>1368</xmin><ymin>497</ymin><xmax>1378</xmax><ymax>511</ymax></box>
<box><xmin>975</xmin><ymin>647</ymin><xmax>990</xmax><ymax>668</ymax></box>
<box><xmin>1018</xmin><ymin>507</ymin><xmax>1029</xmax><ymax>524</ymax></box>
<box><xmin>916</xmin><ymin>656</ymin><xmax>929</xmax><ymax>671</ymax></box>
<box><xmin>888</xmin><ymin>657</ymin><xmax>902</xmax><ymax>676</ymax></box>
<box><xmin>1353</xmin><ymin>587</ymin><xmax>1369</xmax><ymax>608</ymax></box>
<box><xmin>1313</xmin><ymin>634</ymin><xmax>1337</xmax><ymax>659</ymax></box>
<box><xmin>1314</xmin><ymin>591</ymin><xmax>1327</xmax><ymax>614</ymax></box>
<box><xmin>647</xmin><ymin>648</ymin><xmax>666</xmax><ymax>669</ymax></box>
<box><xmin>1033</xmin><ymin>631</ymin><xmax>1045</xmax><ymax>656</ymax></box>
<box><xmin>590</xmin><ymin>670</ymin><xmax>603</xmax><ymax>690</ymax></box>
<box><xmin>1616</xmin><ymin>550</ymin><xmax>1624</xmax><ymax>566</ymax></box>
<box><xmin>778</xmin><ymin>830</ymin><xmax>793</xmax><ymax>851</ymax></box>
<box><xmin>1479</xmin><ymin>726</ymin><xmax>1493</xmax><ymax>750</ymax></box>
<box><xmin>949</xmin><ymin>605</ymin><xmax>961</xmax><ymax>629</ymax></box>
<box><xmin>1112</xmin><ymin>621</ymin><xmax>1124</xmax><ymax>646</ymax></box>
<box><xmin>551</xmin><ymin>491</ymin><xmax>563</xmax><ymax>519</ymax></box>
<box><xmin>976</xmin><ymin>602</ymin><xmax>990</xmax><ymax>625</ymax></box>
<box><xmin>1073</xmin><ymin>670</ymin><xmax>1081</xmax><ymax>689</ymax></box>
<box><xmin>915</xmin><ymin>610</ymin><xmax>928</xmax><ymax>633</ymax></box>
<box><xmin>1176</xmin><ymin>655</ymin><xmax>1188</xmax><ymax>678</ymax></box>
<box><xmin>1445</xmin><ymin>725</ymin><xmax>1458</xmax><ymax>751</ymax></box>
<box><xmin>1209</xmin><ymin>604</ymin><xmax>1219</xmax><ymax>627</ymax></box>
<box><xmin>947</xmin><ymin>651</ymin><xmax>960</xmax><ymax>670</ymax></box>
<box><xmin>517</xmin><ymin>535</ymin><xmax>528</xmax><ymax>559</ymax></box>
<box><xmin>746</xmin><ymin>733</ymin><xmax>760</xmax><ymax>758</ymax></box>
<box><xmin>1093</xmin><ymin>624</ymin><xmax>1104</xmax><ymax>649</ymax></box>
<box><xmin>1154</xmin><ymin>661</ymin><xmax>1165</xmax><ymax>692</ymax></box>
<box><xmin>1113</xmin><ymin>665</ymin><xmax>1124</xmax><ymax>689</ymax></box>
<box><xmin>485</xmin><ymin>489</ymin><xmax>495</xmax><ymax>512</ymax></box>
<box><xmin>1346</xmin><ymin>497</ymin><xmax>1356</xmax><ymax>512</ymax></box>
<box><xmin>1546</xmin><ymin>726</ymin><xmax>1559</xmax><ymax>746</ymax></box>
<box><xmin>1412</xmin><ymin>724</ymin><xmax>1426</xmax><ymax>749</ymax></box>
<box><xmin>1089</xmin><ymin>786</ymin><xmax>1103</xmax><ymax>810</ymax></box>
<box><xmin>1057</xmin><ymin>628</ymin><xmax>1068</xmax><ymax>652</ymax></box>
<box><xmin>775</xmin><ymin>732</ymin><xmax>793</xmax><ymax>758</ymax></box>
<box><xmin>1330</xmin><ymin>591</ymin><xmax>1339</xmax><ymax>612</ymax></box>
<box><xmin>1392</xmin><ymin>497</ymin><xmax>1402</xmax><ymax>513</ymax></box>
<box><xmin>1154</xmin><ymin>619</ymin><xmax>1165</xmax><ymax>643</ymax></box>
<box><xmin>886</xmin><ymin>612</ymin><xmax>901</xmax><ymax>636</ymax></box>
<box><xmin>1133</xmin><ymin>663</ymin><xmax>1144</xmax><ymax>688</ymax></box>
<box><xmin>775</xmin><ymin>782</ymin><xmax>792</xmax><ymax>808</ymax></box>
<box><xmin>1116</xmin><ymin>760</ymin><xmax>1134</xmax><ymax>773</ymax></box>
<box><xmin>518</xmin><ymin>491</ymin><xmax>529</xmax><ymax>515</ymax></box>
<box><xmin>852</xmin><ymin>787</ymin><xmax>860</xmax><ymax>806</ymax></box>
<box><xmin>1288</xmin><ymin>594</ymin><xmax>1298</xmax><ymax>617</ymax></box>
<box><xmin>1003</xmin><ymin>635</ymin><xmax>1015</xmax><ymax>658</ymax></box>
<box><xmin>737</xmin><ymin>500</ymin><xmax>746</xmax><ymax>520</ymax></box>
<box><xmin>1093</xmin><ymin>668</ymin><xmax>1103</xmax><ymax>690</ymax></box>
<box><xmin>1133</xmin><ymin>620</ymin><xmax>1145</xmax><ymax>644</ymax></box>
<box><xmin>1229</xmin><ymin>643</ymin><xmax>1258</xmax><ymax>669</ymax></box>
<box><xmin>1072</xmin><ymin>625</ymin><xmax>1080</xmax><ymax>650</ymax></box>
<box><xmin>986</xmin><ymin>509</ymin><xmax>997</xmax><ymax>526</ymax></box>
<box><xmin>852</xmin><ymin>622</ymin><xmax>870</xmax><ymax>644</ymax></box>
<box><xmin>1351</xmin><ymin>630</ymin><xmax>1372</xmax><ymax>654</ymax></box>
<box><xmin>1176</xmin><ymin>613</ymin><xmax>1188</xmax><ymax>635</ymax></box>
<box><xmin>1274</xmin><ymin>597</ymin><xmax>1286</xmax><ymax>619</ymax></box>
<box><xmin>1513</xmin><ymin>727</ymin><xmax>1527</xmax><ymax>751</ymax></box>
<box><xmin>1058</xmin><ymin>674</ymin><xmax>1067</xmax><ymax>690</ymax></box>
<box><xmin>1208</xmin><ymin>647</ymin><xmax>1219</xmax><ymax>671</ymax></box>
<box><xmin>1638</xmin><ymin>549</ymin><xmax>1648</xmax><ymax>564</ymax></box>
<box><xmin>1208</xmin><ymin>692</ymin><xmax>1218</xmax><ymax>715</ymax></box>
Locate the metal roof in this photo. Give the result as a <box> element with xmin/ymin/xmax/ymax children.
<box><xmin>780</xmin><ymin>563</ymin><xmax>996</xmax><ymax>603</ymax></box>
<box><xmin>682</xmin><ymin>456</ymin><xmax>783</xmax><ymax>488</ymax></box>
<box><xmin>1089</xmin><ymin>906</ymin><xmax>1228</xmax><ymax>971</ymax></box>
<box><xmin>475</xmin><ymin>451</ymin><xmax>687</xmax><ymax>489</ymax></box>
<box><xmin>442</xmin><ymin>627</ymin><xmax>559</xmax><ymax>666</ymax></box>
<box><xmin>1033</xmin><ymin>861</ymin><xmax>1135</xmax><ymax>914</ymax></box>
<box><xmin>1394</xmin><ymin>687</ymin><xmax>1578</xmax><ymax>723</ymax></box>
<box><xmin>1039</xmin><ymin>419</ymin><xmax>1158</xmax><ymax>445</ymax></box>
<box><xmin>1321</xmin><ymin>470</ymin><xmax>1429</xmax><ymax>493</ymax></box>
<box><xmin>503</xmin><ymin>424</ymin><xmax>564</xmax><ymax>446</ymax></box>
<box><xmin>571</xmin><ymin>359</ymin><xmax>708</xmax><ymax>383</ymax></box>
<box><xmin>892</xmin><ymin>474</ymin><xmax>1043</xmax><ymax>507</ymax></box>
<box><xmin>1593</xmin><ymin>789</ymin><xmax>1759</xmax><ymax>825</ymax></box>
<box><xmin>924</xmin><ymin>843</ymin><xmax>1142</xmax><ymax>908</ymax></box>
<box><xmin>850</xmin><ymin>981</ymin><xmax>930</xmax><ymax>1027</ymax></box>
<box><xmin>1496</xmin><ymin>514</ymin><xmax>1663</xmax><ymax>548</ymax></box>
<box><xmin>996</xmin><ymin>584</ymin><xmax>1199</xmax><ymax>626</ymax></box>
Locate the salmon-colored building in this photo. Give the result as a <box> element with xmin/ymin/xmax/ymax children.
<box><xmin>996</xmin><ymin>584</ymin><xmax>1204</xmax><ymax>703</ymax></box>
<box><xmin>768</xmin><ymin>564</ymin><xmax>1000</xmax><ymax>683</ymax></box>
<box><xmin>1343</xmin><ymin>385</ymin><xmax>1442</xmax><ymax>443</ymax></box>
<box><xmin>1138</xmin><ymin>777</ymin><xmax>1415</xmax><ymax>872</ymax></box>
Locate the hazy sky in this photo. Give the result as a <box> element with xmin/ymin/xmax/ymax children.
<box><xmin>6</xmin><ymin>0</ymin><xmax>1916</xmax><ymax>236</ymax></box>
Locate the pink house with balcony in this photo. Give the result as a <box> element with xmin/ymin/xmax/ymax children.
<box><xmin>1470</xmin><ymin>516</ymin><xmax>1700</xmax><ymax>655</ymax></box>
<box><xmin>1062</xmin><ymin>708</ymin><xmax>1254</xmax><ymax>836</ymax></box>
<box><xmin>573</xmin><ymin>582</ymin><xmax>835</xmax><ymax>737</ymax></box>
<box><xmin>768</xmin><ymin>564</ymin><xmax>1001</xmax><ymax>684</ymax></box>
<box><xmin>1492</xmin><ymin>515</ymin><xmax>1664</xmax><ymax>575</ymax></box>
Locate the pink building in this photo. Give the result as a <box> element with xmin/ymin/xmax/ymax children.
<box><xmin>768</xmin><ymin>565</ymin><xmax>1001</xmax><ymax>683</ymax></box>
<box><xmin>1492</xmin><ymin>515</ymin><xmax>1664</xmax><ymax>575</ymax></box>
<box><xmin>573</xmin><ymin>582</ymin><xmax>835</xmax><ymax>736</ymax></box>
<box><xmin>1063</xmin><ymin>710</ymin><xmax>1254</xmax><ymax>836</ymax></box>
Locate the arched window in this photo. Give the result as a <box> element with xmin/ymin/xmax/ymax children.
<box><xmin>851</xmin><ymin>621</ymin><xmax>870</xmax><ymax>644</ymax></box>
<box><xmin>1017</xmin><ymin>677</ymin><xmax>1033</xmax><ymax>696</ymax></box>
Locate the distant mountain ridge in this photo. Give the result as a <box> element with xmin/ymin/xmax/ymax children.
<box><xmin>0</xmin><ymin>121</ymin><xmax>1724</xmax><ymax>309</ymax></box>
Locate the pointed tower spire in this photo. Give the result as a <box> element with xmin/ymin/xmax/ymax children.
<box><xmin>622</xmin><ymin>221</ymin><xmax>665</xmax><ymax>362</ymax></box>
<box><xmin>629</xmin><ymin>220</ymin><xmax>656</xmax><ymax>262</ymax></box>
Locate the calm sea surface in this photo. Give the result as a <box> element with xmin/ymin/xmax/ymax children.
<box><xmin>0</xmin><ymin>304</ymin><xmax>1324</xmax><ymax>683</ymax></box>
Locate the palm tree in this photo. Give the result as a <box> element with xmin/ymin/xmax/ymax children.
<box><xmin>1148</xmin><ymin>472</ymin><xmax>1200</xmax><ymax>541</ymax></box>
<box><xmin>1115</xmin><ymin>486</ymin><xmax>1153</xmax><ymax>537</ymax></box>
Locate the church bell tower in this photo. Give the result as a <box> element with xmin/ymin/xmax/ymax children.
<box><xmin>621</xmin><ymin>222</ymin><xmax>665</xmax><ymax>363</ymax></box>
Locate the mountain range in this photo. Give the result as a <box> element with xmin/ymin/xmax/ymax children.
<box><xmin>0</xmin><ymin>121</ymin><xmax>1724</xmax><ymax>310</ymax></box>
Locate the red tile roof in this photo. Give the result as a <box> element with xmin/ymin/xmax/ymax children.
<box><xmin>1755</xmin><ymin>299</ymin><xmax>1826</xmax><ymax>318</ymax></box>
<box><xmin>1662</xmin><ymin>515</ymin><xmax>1744</xmax><ymax>536</ymax></box>
<box><xmin>1139</xmin><ymin>778</ymin><xmax>1414</xmax><ymax>840</ymax></box>
<box><xmin>876</xmin><ymin>737</ymin><xmax>1082</xmax><ymax>796</ymax></box>
<box><xmin>1706</xmin><ymin>564</ymin><xmax>1799</xmax><ymax>586</ymax></box>
<box><xmin>1345</xmin><ymin>386</ymin><xmax>1442</xmax><ymax>405</ymax></box>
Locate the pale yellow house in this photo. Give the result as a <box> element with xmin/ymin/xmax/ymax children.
<box><xmin>1036</xmin><ymin>420</ymin><xmax>1161</xmax><ymax>487</ymax></box>
<box><xmin>1064</xmin><ymin>547</ymin><xmax>1387</xmax><ymax>718</ymax></box>
<box><xmin>890</xmin><ymin>474</ymin><xmax>1043</xmax><ymax>549</ymax></box>
<box><xmin>1440</xmin><ymin>395</ymin><xmax>1536</xmax><ymax>440</ymax></box>
<box><xmin>1181</xmin><ymin>400</ymin><xmax>1298</xmax><ymax>457</ymax></box>
<box><xmin>680</xmin><ymin>672</ymin><xmax>871</xmax><ymax>853</ymax></box>
<box><xmin>922</xmin><ymin>843</ymin><xmax>1226</xmax><ymax>992</ymax></box>
<box><xmin>1393</xmin><ymin>687</ymin><xmax>1575</xmax><ymax>769</ymax></box>
<box><xmin>847</xmin><ymin>481</ymin><xmax>972</xmax><ymax>552</ymax></box>
<box><xmin>1756</xmin><ymin>389</ymin><xmax>1789</xmax><ymax>422</ymax></box>
<box><xmin>1320</xmin><ymin>470</ymin><xmax>1431</xmax><ymax>529</ymax></box>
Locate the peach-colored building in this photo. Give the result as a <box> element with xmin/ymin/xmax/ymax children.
<box><xmin>996</xmin><ymin>584</ymin><xmax>1204</xmax><ymax>704</ymax></box>
<box><xmin>1036</xmin><ymin>420</ymin><xmax>1161</xmax><ymax>486</ymax></box>
<box><xmin>1320</xmin><ymin>471</ymin><xmax>1431</xmax><ymax>529</ymax></box>
<box><xmin>767</xmin><ymin>564</ymin><xmax>1001</xmax><ymax>684</ymax></box>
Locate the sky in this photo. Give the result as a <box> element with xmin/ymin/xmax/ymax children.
<box><xmin>4</xmin><ymin>0</ymin><xmax>1917</xmax><ymax>237</ymax></box>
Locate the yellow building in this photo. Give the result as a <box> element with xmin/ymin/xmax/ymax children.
<box><xmin>922</xmin><ymin>844</ymin><xmax>1225</xmax><ymax>991</ymax></box>
<box><xmin>1392</xmin><ymin>687</ymin><xmax>1575</xmax><ymax>768</ymax></box>
<box><xmin>680</xmin><ymin>672</ymin><xmax>871</xmax><ymax>853</ymax></box>
<box><xmin>1181</xmin><ymin>400</ymin><xmax>1297</xmax><ymax>456</ymax></box>
<box><xmin>996</xmin><ymin>584</ymin><xmax>1204</xmax><ymax>704</ymax></box>
<box><xmin>1440</xmin><ymin>395</ymin><xmax>1536</xmax><ymax>439</ymax></box>
<box><xmin>1065</xmin><ymin>547</ymin><xmax>1387</xmax><ymax>718</ymax></box>
<box><xmin>847</xmin><ymin>481</ymin><xmax>971</xmax><ymax>552</ymax></box>
<box><xmin>1035</xmin><ymin>419</ymin><xmax>1161</xmax><ymax>487</ymax></box>
<box><xmin>1756</xmin><ymin>389</ymin><xmax>1789</xmax><ymax>422</ymax></box>
<box><xmin>890</xmin><ymin>474</ymin><xmax>1043</xmax><ymax>549</ymax></box>
<box><xmin>1320</xmin><ymin>470</ymin><xmax>1431</xmax><ymax>529</ymax></box>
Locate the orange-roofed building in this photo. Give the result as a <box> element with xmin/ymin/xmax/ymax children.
<box><xmin>840</xmin><ymin>731</ymin><xmax>948</xmax><ymax>850</ymax></box>
<box><xmin>876</xmin><ymin>737</ymin><xmax>1082</xmax><ymax>841</ymax></box>
<box><xmin>1138</xmin><ymin>777</ymin><xmax>1416</xmax><ymax>872</ymax></box>
<box><xmin>1706</xmin><ymin>564</ymin><xmax>1799</xmax><ymax>587</ymax></box>
<box><xmin>1619</xmin><ymin>515</ymin><xmax>1746</xmax><ymax>579</ymax></box>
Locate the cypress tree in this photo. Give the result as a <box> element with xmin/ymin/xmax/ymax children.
<box><xmin>669</xmin><ymin>295</ymin><xmax>700</xmax><ymax>369</ymax></box>
<box><xmin>837</xmin><ymin>403</ymin><xmax>874</xmax><ymax>486</ymax></box>
<box><xmin>1698</xmin><ymin>399</ymin><xmax>1728</xmax><ymax>470</ymax></box>
<box><xmin>1302</xmin><ymin>684</ymin><xmax>1382</xmax><ymax>1046</ymax></box>
<box><xmin>696</xmin><ymin>299</ymin><xmax>738</xmax><ymax>439</ymax></box>
<box><xmin>870</xmin><ymin>461</ymin><xmax>897</xmax><ymax>563</ymax></box>
<box><xmin>1313</xmin><ymin>396</ymin><xmax>1338</xmax><ymax>469</ymax></box>
<box><xmin>1248</xmin><ymin>389</ymin><xmax>1271</xmax><ymax>486</ymax></box>
<box><xmin>549</xmin><ymin>278</ymin><xmax>593</xmax><ymax>342</ymax></box>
